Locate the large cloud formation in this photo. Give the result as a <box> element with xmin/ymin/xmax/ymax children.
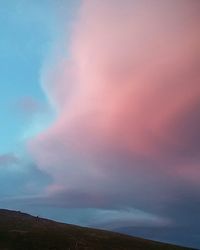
<box><xmin>30</xmin><ymin>0</ymin><xmax>200</xmax><ymax>247</ymax></box>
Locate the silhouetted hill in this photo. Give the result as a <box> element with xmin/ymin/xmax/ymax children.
<box><xmin>0</xmin><ymin>209</ymin><xmax>195</xmax><ymax>250</ymax></box>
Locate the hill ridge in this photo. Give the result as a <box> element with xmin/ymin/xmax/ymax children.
<box><xmin>0</xmin><ymin>209</ymin><xmax>195</xmax><ymax>250</ymax></box>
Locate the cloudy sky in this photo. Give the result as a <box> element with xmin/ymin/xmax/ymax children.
<box><xmin>0</xmin><ymin>0</ymin><xmax>200</xmax><ymax>248</ymax></box>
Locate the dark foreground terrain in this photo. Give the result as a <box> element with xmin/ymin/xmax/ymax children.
<box><xmin>0</xmin><ymin>209</ymin><xmax>195</xmax><ymax>250</ymax></box>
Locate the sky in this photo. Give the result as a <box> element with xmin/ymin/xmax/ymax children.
<box><xmin>0</xmin><ymin>0</ymin><xmax>200</xmax><ymax>248</ymax></box>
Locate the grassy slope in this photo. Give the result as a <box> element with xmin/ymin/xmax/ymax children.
<box><xmin>0</xmin><ymin>209</ymin><xmax>195</xmax><ymax>250</ymax></box>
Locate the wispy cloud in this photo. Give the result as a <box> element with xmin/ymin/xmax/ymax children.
<box><xmin>0</xmin><ymin>153</ymin><xmax>20</xmax><ymax>167</ymax></box>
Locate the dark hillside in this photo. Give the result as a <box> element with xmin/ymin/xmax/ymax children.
<box><xmin>0</xmin><ymin>209</ymin><xmax>195</xmax><ymax>250</ymax></box>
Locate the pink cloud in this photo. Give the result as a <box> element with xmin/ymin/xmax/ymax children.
<box><xmin>29</xmin><ymin>0</ymin><xmax>200</xmax><ymax>217</ymax></box>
